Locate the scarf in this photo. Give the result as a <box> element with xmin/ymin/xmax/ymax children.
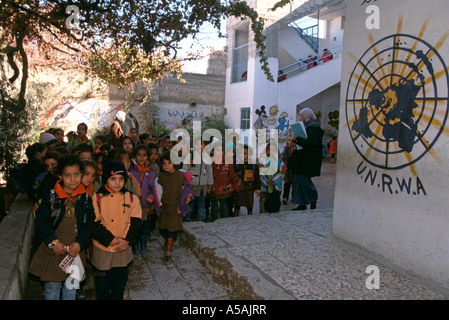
<box><xmin>54</xmin><ymin>181</ymin><xmax>86</xmax><ymax>205</ymax></box>
<box><xmin>105</xmin><ymin>185</ymin><xmax>118</xmax><ymax>194</ymax></box>
<box><xmin>85</xmin><ymin>183</ymin><xmax>94</xmax><ymax>197</ymax></box>
<box><xmin>136</xmin><ymin>161</ymin><xmax>151</xmax><ymax>184</ymax></box>
<box><xmin>76</xmin><ymin>136</ymin><xmax>90</xmax><ymax>145</ymax></box>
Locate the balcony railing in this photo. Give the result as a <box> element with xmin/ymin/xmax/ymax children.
<box><xmin>277</xmin><ymin>44</ymin><xmax>343</xmax><ymax>81</ymax></box>
<box><xmin>289</xmin><ymin>21</ymin><xmax>319</xmax><ymax>53</ymax></box>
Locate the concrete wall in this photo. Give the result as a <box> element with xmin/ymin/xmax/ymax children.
<box><xmin>224</xmin><ymin>0</ymin><xmax>344</xmax><ymax>144</ymax></box>
<box><xmin>334</xmin><ymin>0</ymin><xmax>449</xmax><ymax>289</ymax></box>
<box><xmin>153</xmin><ymin>70</ymin><xmax>226</xmax><ymax>131</ymax></box>
<box><xmin>34</xmin><ymin>52</ymin><xmax>227</xmax><ymax>136</ymax></box>
<box><xmin>0</xmin><ymin>195</ymin><xmax>34</xmax><ymax>300</ymax></box>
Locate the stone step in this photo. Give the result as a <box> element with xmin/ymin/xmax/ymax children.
<box><xmin>180</xmin><ymin>209</ymin><xmax>334</xmax><ymax>300</ymax></box>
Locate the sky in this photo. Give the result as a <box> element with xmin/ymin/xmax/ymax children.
<box><xmin>177</xmin><ymin>20</ymin><xmax>227</xmax><ymax>74</ymax></box>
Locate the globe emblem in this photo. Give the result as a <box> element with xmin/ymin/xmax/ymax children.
<box><xmin>345</xmin><ymin>34</ymin><xmax>449</xmax><ymax>170</ymax></box>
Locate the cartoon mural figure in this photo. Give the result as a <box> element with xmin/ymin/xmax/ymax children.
<box><xmin>254</xmin><ymin>105</ymin><xmax>268</xmax><ymax>129</ymax></box>
<box><xmin>275</xmin><ymin>111</ymin><xmax>290</xmax><ymax>132</ymax></box>
<box><xmin>266</xmin><ymin>105</ymin><xmax>279</xmax><ymax>125</ymax></box>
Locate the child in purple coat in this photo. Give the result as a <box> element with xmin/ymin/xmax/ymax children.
<box><xmin>129</xmin><ymin>145</ymin><xmax>156</xmax><ymax>254</ymax></box>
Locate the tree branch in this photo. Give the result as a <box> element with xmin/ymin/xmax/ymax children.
<box><xmin>6</xmin><ymin>45</ymin><xmax>20</xmax><ymax>84</ymax></box>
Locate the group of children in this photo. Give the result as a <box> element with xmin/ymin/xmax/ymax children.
<box><xmin>19</xmin><ymin>122</ymin><xmax>287</xmax><ymax>300</ymax></box>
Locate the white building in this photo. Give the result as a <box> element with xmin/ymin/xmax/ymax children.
<box><xmin>224</xmin><ymin>0</ymin><xmax>345</xmax><ymax>143</ymax></box>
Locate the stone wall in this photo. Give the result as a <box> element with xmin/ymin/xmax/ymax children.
<box><xmin>0</xmin><ymin>194</ymin><xmax>34</xmax><ymax>300</ymax></box>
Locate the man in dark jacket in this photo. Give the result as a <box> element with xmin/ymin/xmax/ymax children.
<box><xmin>290</xmin><ymin>108</ymin><xmax>324</xmax><ymax>210</ymax></box>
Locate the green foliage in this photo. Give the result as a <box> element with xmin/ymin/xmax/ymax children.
<box><xmin>270</xmin><ymin>0</ymin><xmax>293</xmax><ymax>12</ymax></box>
<box><xmin>179</xmin><ymin>112</ymin><xmax>231</xmax><ymax>142</ymax></box>
<box><xmin>0</xmin><ymin>76</ymin><xmax>36</xmax><ymax>176</ymax></box>
<box><xmin>153</xmin><ymin>124</ymin><xmax>171</xmax><ymax>137</ymax></box>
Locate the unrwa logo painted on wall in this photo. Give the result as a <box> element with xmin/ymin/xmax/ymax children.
<box><xmin>345</xmin><ymin>16</ymin><xmax>449</xmax><ymax>196</ymax></box>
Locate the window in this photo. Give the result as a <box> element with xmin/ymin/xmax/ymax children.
<box><xmin>232</xmin><ymin>29</ymin><xmax>249</xmax><ymax>83</ymax></box>
<box><xmin>240</xmin><ymin>108</ymin><xmax>251</xmax><ymax>130</ymax></box>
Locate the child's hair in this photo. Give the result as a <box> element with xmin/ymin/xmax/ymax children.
<box><xmin>53</xmin><ymin>128</ymin><xmax>64</xmax><ymax>136</ymax></box>
<box><xmin>132</xmin><ymin>144</ymin><xmax>149</xmax><ymax>158</ymax></box>
<box><xmin>26</xmin><ymin>143</ymin><xmax>47</xmax><ymax>160</ymax></box>
<box><xmin>81</xmin><ymin>160</ymin><xmax>97</xmax><ymax>173</ymax></box>
<box><xmin>99</xmin><ymin>143</ymin><xmax>113</xmax><ymax>156</ymax></box>
<box><xmin>147</xmin><ymin>143</ymin><xmax>159</xmax><ymax>152</ymax></box>
<box><xmin>243</xmin><ymin>144</ymin><xmax>252</xmax><ymax>155</ymax></box>
<box><xmin>66</xmin><ymin>131</ymin><xmax>77</xmax><ymax>139</ymax></box>
<box><xmin>111</xmin><ymin>147</ymin><xmax>130</xmax><ymax>162</ymax></box>
<box><xmin>93</xmin><ymin>152</ymin><xmax>103</xmax><ymax>163</ymax></box>
<box><xmin>159</xmin><ymin>151</ymin><xmax>179</xmax><ymax>171</ymax></box>
<box><xmin>54</xmin><ymin>146</ymin><xmax>70</xmax><ymax>157</ymax></box>
<box><xmin>95</xmin><ymin>135</ymin><xmax>107</xmax><ymax>143</ymax></box>
<box><xmin>56</xmin><ymin>155</ymin><xmax>82</xmax><ymax>176</ymax></box>
<box><xmin>139</xmin><ymin>133</ymin><xmax>150</xmax><ymax>143</ymax></box>
<box><xmin>44</xmin><ymin>152</ymin><xmax>60</xmax><ymax>162</ymax></box>
<box><xmin>73</xmin><ymin>143</ymin><xmax>94</xmax><ymax>155</ymax></box>
<box><xmin>121</xmin><ymin>136</ymin><xmax>133</xmax><ymax>146</ymax></box>
<box><xmin>77</xmin><ymin>122</ymin><xmax>88</xmax><ymax>131</ymax></box>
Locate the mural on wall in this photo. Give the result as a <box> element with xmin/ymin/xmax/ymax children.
<box><xmin>345</xmin><ymin>15</ymin><xmax>449</xmax><ymax>196</ymax></box>
<box><xmin>254</xmin><ymin>105</ymin><xmax>269</xmax><ymax>129</ymax></box>
<box><xmin>164</xmin><ymin>109</ymin><xmax>205</xmax><ymax>130</ymax></box>
<box><xmin>254</xmin><ymin>105</ymin><xmax>292</xmax><ymax>142</ymax></box>
<box><xmin>40</xmin><ymin>100</ymin><xmax>138</xmax><ymax>135</ymax></box>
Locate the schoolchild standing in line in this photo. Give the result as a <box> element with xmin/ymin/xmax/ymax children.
<box><xmin>111</xmin><ymin>148</ymin><xmax>141</xmax><ymax>199</ymax></box>
<box><xmin>210</xmin><ymin>143</ymin><xmax>240</xmax><ymax>221</ymax></box>
<box><xmin>146</xmin><ymin>143</ymin><xmax>161</xmax><ymax>240</ymax></box>
<box><xmin>129</xmin><ymin>128</ymin><xmax>139</xmax><ymax>147</ymax></box>
<box><xmin>91</xmin><ymin>159</ymin><xmax>142</xmax><ymax>300</ymax></box>
<box><xmin>121</xmin><ymin>136</ymin><xmax>135</xmax><ymax>157</ymax></box>
<box><xmin>151</xmin><ymin>151</ymin><xmax>192</xmax><ymax>258</ymax></box>
<box><xmin>182</xmin><ymin>140</ymin><xmax>213</xmax><ymax>223</ymax></box>
<box><xmin>28</xmin><ymin>155</ymin><xmax>95</xmax><ymax>300</ymax></box>
<box><xmin>147</xmin><ymin>143</ymin><xmax>161</xmax><ymax>175</ymax></box>
<box><xmin>129</xmin><ymin>145</ymin><xmax>156</xmax><ymax>254</ymax></box>
<box><xmin>258</xmin><ymin>142</ymin><xmax>286</xmax><ymax>213</ymax></box>
<box><xmin>68</xmin><ymin>122</ymin><xmax>95</xmax><ymax>152</ymax></box>
<box><xmin>81</xmin><ymin>160</ymin><xmax>97</xmax><ymax>197</ymax></box>
<box><xmin>280</xmin><ymin>135</ymin><xmax>295</xmax><ymax>204</ymax></box>
<box><xmin>234</xmin><ymin>145</ymin><xmax>261</xmax><ymax>216</ymax></box>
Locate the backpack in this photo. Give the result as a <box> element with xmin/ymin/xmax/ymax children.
<box><xmin>31</xmin><ymin>172</ymin><xmax>49</xmax><ymax>201</ymax></box>
<box><xmin>10</xmin><ymin>163</ymin><xmax>29</xmax><ymax>193</ymax></box>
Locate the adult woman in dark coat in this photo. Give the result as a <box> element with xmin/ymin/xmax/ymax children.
<box><xmin>290</xmin><ymin>108</ymin><xmax>324</xmax><ymax>210</ymax></box>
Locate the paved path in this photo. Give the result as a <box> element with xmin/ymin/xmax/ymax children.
<box><xmin>26</xmin><ymin>159</ymin><xmax>448</xmax><ymax>300</ymax></box>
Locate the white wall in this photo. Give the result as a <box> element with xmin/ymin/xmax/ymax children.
<box><xmin>334</xmin><ymin>0</ymin><xmax>449</xmax><ymax>289</ymax></box>
<box><xmin>278</xmin><ymin>25</ymin><xmax>316</xmax><ymax>63</ymax></box>
<box><xmin>277</xmin><ymin>54</ymin><xmax>342</xmax><ymax>108</ymax></box>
